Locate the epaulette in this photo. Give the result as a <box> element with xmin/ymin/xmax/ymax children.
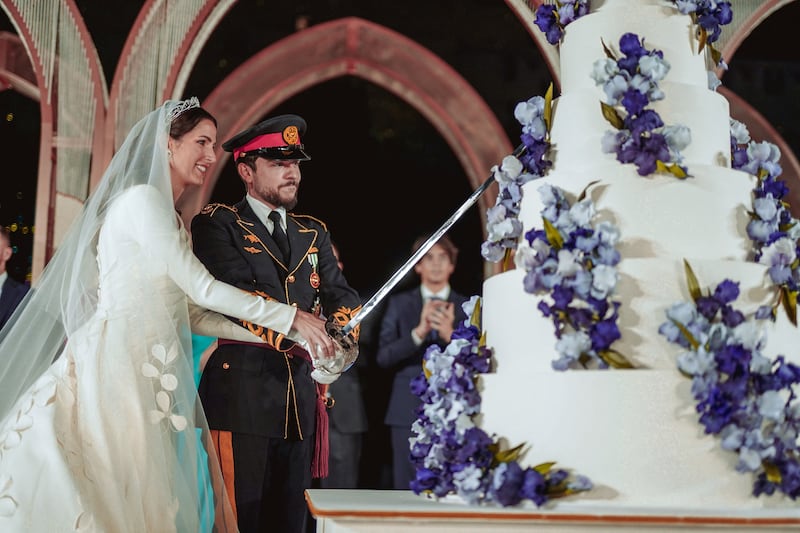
<box><xmin>289</xmin><ymin>212</ymin><xmax>328</xmax><ymax>232</ymax></box>
<box><xmin>199</xmin><ymin>203</ymin><xmax>238</xmax><ymax>216</ymax></box>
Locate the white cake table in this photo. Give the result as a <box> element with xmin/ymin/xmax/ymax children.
<box><xmin>305</xmin><ymin>489</ymin><xmax>800</xmax><ymax>532</ymax></box>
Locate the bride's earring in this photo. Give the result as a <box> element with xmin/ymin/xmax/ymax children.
<box><xmin>167</xmin><ymin>149</ymin><xmax>173</xmax><ymax>158</ymax></box>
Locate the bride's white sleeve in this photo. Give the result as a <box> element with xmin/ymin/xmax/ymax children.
<box><xmin>187</xmin><ymin>301</ymin><xmax>266</xmax><ymax>343</ymax></box>
<box><xmin>122</xmin><ymin>185</ymin><xmax>296</xmax><ymax>335</ymax></box>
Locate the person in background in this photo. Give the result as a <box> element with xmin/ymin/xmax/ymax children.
<box><xmin>191</xmin><ymin>114</ymin><xmax>362</xmax><ymax>533</ymax></box>
<box><xmin>376</xmin><ymin>233</ymin><xmax>468</xmax><ymax>490</ymax></box>
<box><xmin>320</xmin><ymin>242</ymin><xmax>368</xmax><ymax>489</ymax></box>
<box><xmin>0</xmin><ymin>98</ymin><xmax>338</xmax><ymax>532</ymax></box>
<box><xmin>0</xmin><ymin>226</ymin><xmax>29</xmax><ymax>331</ymax></box>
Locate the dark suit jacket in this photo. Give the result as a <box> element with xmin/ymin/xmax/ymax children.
<box><xmin>191</xmin><ymin>200</ymin><xmax>361</xmax><ymax>439</ymax></box>
<box><xmin>0</xmin><ymin>275</ymin><xmax>29</xmax><ymax>332</ymax></box>
<box><xmin>376</xmin><ymin>286</ymin><xmax>468</xmax><ymax>427</ymax></box>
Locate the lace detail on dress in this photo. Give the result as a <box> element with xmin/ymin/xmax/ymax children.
<box><xmin>0</xmin><ymin>373</ymin><xmax>58</xmax><ymax>518</ymax></box>
<box><xmin>142</xmin><ymin>343</ymin><xmax>187</xmax><ymax>431</ymax></box>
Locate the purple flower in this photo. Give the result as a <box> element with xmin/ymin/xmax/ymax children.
<box><xmin>533</xmin><ymin>6</ymin><xmax>562</xmax><ymax>45</ymax></box>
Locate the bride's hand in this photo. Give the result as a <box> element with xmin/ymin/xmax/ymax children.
<box><xmin>290</xmin><ymin>309</ymin><xmax>335</xmax><ymax>359</ymax></box>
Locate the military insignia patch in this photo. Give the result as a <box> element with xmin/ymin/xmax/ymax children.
<box><xmin>244</xmin><ymin>246</ymin><xmax>262</xmax><ymax>254</ymax></box>
<box><xmin>244</xmin><ymin>234</ymin><xmax>259</xmax><ymax>243</ymax></box>
<box><xmin>283</xmin><ymin>125</ymin><xmax>299</xmax><ymax>145</ymax></box>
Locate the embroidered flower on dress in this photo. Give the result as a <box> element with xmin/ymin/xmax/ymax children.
<box><xmin>142</xmin><ymin>343</ymin><xmax>187</xmax><ymax>431</ymax></box>
<box><xmin>0</xmin><ymin>474</ymin><xmax>15</xmax><ymax>517</ymax></box>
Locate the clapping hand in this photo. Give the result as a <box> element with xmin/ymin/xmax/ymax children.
<box><xmin>417</xmin><ymin>298</ymin><xmax>455</xmax><ymax>343</ymax></box>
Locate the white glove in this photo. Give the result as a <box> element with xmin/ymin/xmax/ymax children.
<box><xmin>310</xmin><ymin>367</ymin><xmax>340</xmax><ymax>385</ymax></box>
<box><xmin>298</xmin><ymin>338</ymin><xmax>344</xmax><ymax>384</ymax></box>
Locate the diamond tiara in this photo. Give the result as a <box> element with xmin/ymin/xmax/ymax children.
<box><xmin>167</xmin><ymin>97</ymin><xmax>200</xmax><ymax>123</ymax></box>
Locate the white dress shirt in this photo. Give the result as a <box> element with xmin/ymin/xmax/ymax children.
<box><xmin>246</xmin><ymin>194</ymin><xmax>287</xmax><ymax>232</ymax></box>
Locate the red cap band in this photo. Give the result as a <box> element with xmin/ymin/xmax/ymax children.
<box><xmin>233</xmin><ymin>132</ymin><xmax>303</xmax><ymax>161</ymax></box>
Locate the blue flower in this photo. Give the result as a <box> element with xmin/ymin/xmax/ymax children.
<box><xmin>593</xmin><ymin>33</ymin><xmax>690</xmax><ymax>177</ymax></box>
<box><xmin>661</xmin><ymin>271</ymin><xmax>800</xmax><ymax>500</ymax></box>
<box><xmin>410</xmin><ymin>297</ymin><xmax>590</xmax><ymax>506</ymax></box>
<box><xmin>533</xmin><ymin>1</ymin><xmax>590</xmax><ymax>45</ymax></box>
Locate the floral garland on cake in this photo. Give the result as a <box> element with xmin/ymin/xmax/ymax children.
<box><xmin>654</xmin><ymin>119</ymin><xmax>800</xmax><ymax>500</ymax></box>
<box><xmin>409</xmin><ymin>296</ymin><xmax>592</xmax><ymax>506</ymax></box>
<box><xmin>481</xmin><ymin>85</ymin><xmax>554</xmax><ymax>268</ymax></box>
<box><xmin>731</xmin><ymin>119</ymin><xmax>800</xmax><ymax>324</ymax></box>
<box><xmin>533</xmin><ymin>0</ymin><xmax>732</xmax><ymax>64</ymax></box>
<box><xmin>592</xmin><ymin>33</ymin><xmax>691</xmax><ymax>177</ymax></box>
<box><xmin>515</xmin><ymin>184</ymin><xmax>632</xmax><ymax>369</ymax></box>
<box><xmin>659</xmin><ymin>263</ymin><xmax>800</xmax><ymax>499</ymax></box>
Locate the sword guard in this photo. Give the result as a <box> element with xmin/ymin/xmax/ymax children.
<box><xmin>325</xmin><ymin>316</ymin><xmax>359</xmax><ymax>372</ymax></box>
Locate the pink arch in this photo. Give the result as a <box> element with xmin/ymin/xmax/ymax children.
<box><xmin>178</xmin><ymin>17</ymin><xmax>514</xmax><ymax>278</ymax></box>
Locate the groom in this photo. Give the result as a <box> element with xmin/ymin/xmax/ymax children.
<box><xmin>191</xmin><ymin>114</ymin><xmax>361</xmax><ymax>533</ymax></box>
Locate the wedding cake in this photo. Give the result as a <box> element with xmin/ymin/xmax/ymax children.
<box><xmin>412</xmin><ymin>0</ymin><xmax>800</xmax><ymax>512</ymax></box>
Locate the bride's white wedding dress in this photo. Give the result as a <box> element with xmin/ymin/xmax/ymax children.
<box><xmin>0</xmin><ymin>184</ymin><xmax>290</xmax><ymax>532</ymax></box>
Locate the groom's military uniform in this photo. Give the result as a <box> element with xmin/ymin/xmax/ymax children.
<box><xmin>191</xmin><ymin>115</ymin><xmax>360</xmax><ymax>533</ymax></box>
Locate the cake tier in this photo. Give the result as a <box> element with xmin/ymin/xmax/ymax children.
<box><xmin>480</xmin><ymin>260</ymin><xmax>800</xmax><ymax>509</ymax></box>
<box><xmin>518</xmin><ymin>165</ymin><xmax>755</xmax><ymax>262</ymax></box>
<box><xmin>559</xmin><ymin>0</ymin><xmax>710</xmax><ymax>95</ymax></box>
<box><xmin>477</xmin><ymin>369</ymin><xmax>797</xmax><ymax>510</ymax></box>
<box><xmin>548</xmin><ymin>86</ymin><xmax>731</xmax><ymax>171</ymax></box>
<box><xmin>483</xmin><ymin>260</ymin><xmax>799</xmax><ymax>373</ymax></box>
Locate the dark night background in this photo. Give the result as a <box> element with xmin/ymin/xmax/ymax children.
<box><xmin>1</xmin><ymin>1</ymin><xmax>800</xmax><ymax>298</ymax></box>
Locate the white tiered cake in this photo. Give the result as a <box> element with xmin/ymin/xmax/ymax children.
<box><xmin>478</xmin><ymin>0</ymin><xmax>800</xmax><ymax>510</ymax></box>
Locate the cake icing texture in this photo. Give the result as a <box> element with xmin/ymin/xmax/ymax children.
<box><xmin>410</xmin><ymin>0</ymin><xmax>800</xmax><ymax>512</ymax></box>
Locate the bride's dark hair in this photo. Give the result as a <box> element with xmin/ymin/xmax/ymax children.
<box><xmin>170</xmin><ymin>106</ymin><xmax>217</xmax><ymax>139</ymax></box>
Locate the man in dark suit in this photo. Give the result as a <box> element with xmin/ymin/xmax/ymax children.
<box><xmin>0</xmin><ymin>226</ymin><xmax>28</xmax><ymax>331</ymax></box>
<box><xmin>376</xmin><ymin>233</ymin><xmax>468</xmax><ymax>490</ymax></box>
<box><xmin>191</xmin><ymin>114</ymin><xmax>361</xmax><ymax>533</ymax></box>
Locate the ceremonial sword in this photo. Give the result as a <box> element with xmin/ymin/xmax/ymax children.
<box><xmin>327</xmin><ymin>143</ymin><xmax>527</xmax><ymax>352</ymax></box>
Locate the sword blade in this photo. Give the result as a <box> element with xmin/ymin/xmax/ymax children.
<box><xmin>341</xmin><ymin>143</ymin><xmax>526</xmax><ymax>337</ymax></box>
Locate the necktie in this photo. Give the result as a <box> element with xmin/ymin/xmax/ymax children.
<box><xmin>268</xmin><ymin>211</ymin><xmax>290</xmax><ymax>263</ymax></box>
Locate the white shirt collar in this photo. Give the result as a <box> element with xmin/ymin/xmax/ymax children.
<box><xmin>0</xmin><ymin>271</ymin><xmax>7</xmax><ymax>295</ymax></box>
<box><xmin>420</xmin><ymin>284</ymin><xmax>450</xmax><ymax>301</ymax></box>
<box><xmin>246</xmin><ymin>194</ymin><xmax>286</xmax><ymax>231</ymax></box>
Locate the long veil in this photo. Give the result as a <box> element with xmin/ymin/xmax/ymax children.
<box><xmin>0</xmin><ymin>100</ymin><xmax>238</xmax><ymax>532</ymax></box>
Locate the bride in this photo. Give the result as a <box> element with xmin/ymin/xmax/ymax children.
<box><xmin>0</xmin><ymin>98</ymin><xmax>337</xmax><ymax>532</ymax></box>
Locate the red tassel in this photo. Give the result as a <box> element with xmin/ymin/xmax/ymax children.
<box><xmin>311</xmin><ymin>383</ymin><xmax>329</xmax><ymax>479</ymax></box>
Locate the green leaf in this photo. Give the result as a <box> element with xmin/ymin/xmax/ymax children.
<box><xmin>764</xmin><ymin>461</ymin><xmax>782</xmax><ymax>484</ymax></box>
<box><xmin>543</xmin><ymin>218</ymin><xmax>564</xmax><ymax>250</ymax></box>
<box><xmin>599</xmin><ymin>348</ymin><xmax>635</xmax><ymax>369</ymax></box>
<box><xmin>683</xmin><ymin>259</ymin><xmax>701</xmax><ymax>301</ymax></box>
<box><xmin>600</xmin><ymin>101</ymin><xmax>624</xmax><ymax>129</ymax></box>
<box><xmin>577</xmin><ymin>180</ymin><xmax>600</xmax><ymax>202</ymax></box>
<box><xmin>601</xmin><ymin>38</ymin><xmax>615</xmax><ymax>60</ymax></box>
<box><xmin>495</xmin><ymin>442</ymin><xmax>527</xmax><ymax>463</ymax></box>
<box><xmin>544</xmin><ymin>82</ymin><xmax>554</xmax><ymax>133</ymax></box>
<box><xmin>672</xmin><ymin>318</ymin><xmax>700</xmax><ymax>351</ymax></box>
<box><xmin>709</xmin><ymin>45</ymin><xmax>722</xmax><ymax>67</ymax></box>
<box><xmin>654</xmin><ymin>160</ymin><xmax>689</xmax><ymax>179</ymax></box>
<box><xmin>781</xmin><ymin>287</ymin><xmax>798</xmax><ymax>326</ymax></box>
<box><xmin>696</xmin><ymin>25</ymin><xmax>708</xmax><ymax>54</ymax></box>
<box><xmin>533</xmin><ymin>461</ymin><xmax>556</xmax><ymax>475</ymax></box>
<box><xmin>501</xmin><ymin>248</ymin><xmax>514</xmax><ymax>273</ymax></box>
<box><xmin>470</xmin><ymin>297</ymin><xmax>482</xmax><ymax>329</ymax></box>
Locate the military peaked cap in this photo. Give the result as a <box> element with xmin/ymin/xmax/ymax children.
<box><xmin>222</xmin><ymin>114</ymin><xmax>311</xmax><ymax>162</ymax></box>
